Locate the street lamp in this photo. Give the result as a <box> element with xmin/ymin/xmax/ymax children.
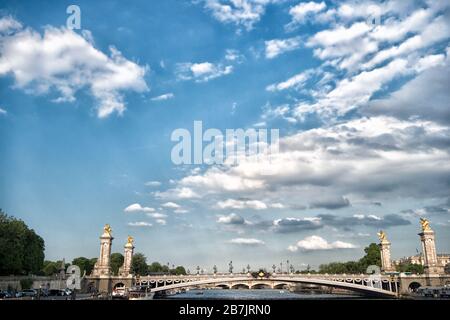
<box><xmin>213</xmin><ymin>265</ymin><xmax>217</xmax><ymax>274</ymax></box>
<box><xmin>272</xmin><ymin>264</ymin><xmax>276</xmax><ymax>274</ymax></box>
<box><xmin>229</xmin><ymin>261</ymin><xmax>233</xmax><ymax>274</ymax></box>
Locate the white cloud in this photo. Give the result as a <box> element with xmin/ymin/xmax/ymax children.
<box><xmin>128</xmin><ymin>221</ymin><xmax>152</xmax><ymax>227</ymax></box>
<box><xmin>162</xmin><ymin>115</ymin><xmax>450</xmax><ymax>203</ymax></box>
<box><xmin>288</xmin><ymin>235</ymin><xmax>357</xmax><ymax>251</ymax></box>
<box><xmin>151</xmin><ymin>93</ymin><xmax>174</xmax><ymax>101</ymax></box>
<box><xmin>203</xmin><ymin>0</ymin><xmax>280</xmax><ymax>31</ymax></box>
<box><xmin>147</xmin><ymin>212</ymin><xmax>168</xmax><ymax>219</ymax></box>
<box><xmin>265</xmin><ymin>36</ymin><xmax>301</xmax><ymax>59</ymax></box>
<box><xmin>289</xmin><ymin>1</ymin><xmax>326</xmax><ymax>24</ymax></box>
<box><xmin>295</xmin><ymin>58</ymin><xmax>409</xmax><ymax>118</ymax></box>
<box><xmin>217</xmin><ymin>198</ymin><xmax>268</xmax><ymax>210</ymax></box>
<box><xmin>363</xmin><ymin>15</ymin><xmax>450</xmax><ymax>70</ymax></box>
<box><xmin>217</xmin><ymin>213</ymin><xmax>246</xmax><ymax>224</ymax></box>
<box><xmin>176</xmin><ymin>62</ymin><xmax>233</xmax><ymax>82</ymax></box>
<box><xmin>161</xmin><ymin>201</ymin><xmax>181</xmax><ymax>209</ymax></box>
<box><xmin>0</xmin><ymin>17</ymin><xmax>148</xmax><ymax>118</ymax></box>
<box><xmin>144</xmin><ymin>181</ymin><xmax>162</xmax><ymax>187</ymax></box>
<box><xmin>154</xmin><ymin>187</ymin><xmax>201</xmax><ymax>199</ymax></box>
<box><xmin>228</xmin><ymin>238</ymin><xmax>265</xmax><ymax>245</ymax></box>
<box><xmin>0</xmin><ymin>107</ymin><xmax>6</xmax><ymax>115</ymax></box>
<box><xmin>225</xmin><ymin>49</ymin><xmax>245</xmax><ymax>63</ymax></box>
<box><xmin>174</xmin><ymin>209</ymin><xmax>189</xmax><ymax>214</ymax></box>
<box><xmin>266</xmin><ymin>70</ymin><xmax>311</xmax><ymax>91</ymax></box>
<box><xmin>0</xmin><ymin>16</ymin><xmax>22</xmax><ymax>33</ymax></box>
<box><xmin>124</xmin><ymin>203</ymin><xmax>155</xmax><ymax>213</ymax></box>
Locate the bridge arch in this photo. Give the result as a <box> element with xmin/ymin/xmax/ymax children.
<box><xmin>273</xmin><ymin>283</ymin><xmax>290</xmax><ymax>290</ymax></box>
<box><xmin>231</xmin><ymin>283</ymin><xmax>250</xmax><ymax>289</ymax></box>
<box><xmin>251</xmin><ymin>283</ymin><xmax>272</xmax><ymax>289</ymax></box>
<box><xmin>215</xmin><ymin>284</ymin><xmax>230</xmax><ymax>289</ymax></box>
<box><xmin>408</xmin><ymin>282</ymin><xmax>421</xmax><ymax>292</ymax></box>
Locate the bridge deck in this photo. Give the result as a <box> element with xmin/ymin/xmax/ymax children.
<box><xmin>144</xmin><ymin>276</ymin><xmax>397</xmax><ymax>298</ymax></box>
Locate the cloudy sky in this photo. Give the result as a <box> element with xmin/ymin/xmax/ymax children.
<box><xmin>0</xmin><ymin>0</ymin><xmax>449</xmax><ymax>272</ymax></box>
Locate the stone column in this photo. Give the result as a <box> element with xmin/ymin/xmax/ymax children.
<box><xmin>119</xmin><ymin>236</ymin><xmax>134</xmax><ymax>277</ymax></box>
<box><xmin>418</xmin><ymin>219</ymin><xmax>444</xmax><ymax>275</ymax></box>
<box><xmin>92</xmin><ymin>224</ymin><xmax>114</xmax><ymax>277</ymax></box>
<box><xmin>378</xmin><ymin>231</ymin><xmax>394</xmax><ymax>273</ymax></box>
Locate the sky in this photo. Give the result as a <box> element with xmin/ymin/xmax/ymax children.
<box><xmin>0</xmin><ymin>0</ymin><xmax>449</xmax><ymax>273</ymax></box>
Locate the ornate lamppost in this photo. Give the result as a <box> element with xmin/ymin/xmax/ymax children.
<box><xmin>196</xmin><ymin>265</ymin><xmax>200</xmax><ymax>275</ymax></box>
<box><xmin>229</xmin><ymin>261</ymin><xmax>233</xmax><ymax>275</ymax></box>
<box><xmin>272</xmin><ymin>264</ymin><xmax>276</xmax><ymax>274</ymax></box>
<box><xmin>213</xmin><ymin>265</ymin><xmax>217</xmax><ymax>275</ymax></box>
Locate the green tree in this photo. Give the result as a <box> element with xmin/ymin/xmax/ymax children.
<box><xmin>42</xmin><ymin>260</ymin><xmax>59</xmax><ymax>276</ymax></box>
<box><xmin>358</xmin><ymin>243</ymin><xmax>381</xmax><ymax>271</ymax></box>
<box><xmin>173</xmin><ymin>266</ymin><xmax>187</xmax><ymax>275</ymax></box>
<box><xmin>131</xmin><ymin>253</ymin><xmax>148</xmax><ymax>275</ymax></box>
<box><xmin>0</xmin><ymin>210</ymin><xmax>45</xmax><ymax>275</ymax></box>
<box><xmin>396</xmin><ymin>262</ymin><xmax>424</xmax><ymax>274</ymax></box>
<box><xmin>72</xmin><ymin>257</ymin><xmax>91</xmax><ymax>276</ymax></box>
<box><xmin>148</xmin><ymin>262</ymin><xmax>164</xmax><ymax>273</ymax></box>
<box><xmin>110</xmin><ymin>253</ymin><xmax>124</xmax><ymax>275</ymax></box>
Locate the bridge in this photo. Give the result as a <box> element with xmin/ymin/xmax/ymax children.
<box><xmin>81</xmin><ymin>220</ymin><xmax>450</xmax><ymax>298</ymax></box>
<box><xmin>133</xmin><ymin>273</ymin><xmax>399</xmax><ymax>298</ymax></box>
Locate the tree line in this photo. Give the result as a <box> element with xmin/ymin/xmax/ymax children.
<box><xmin>0</xmin><ymin>211</ymin><xmax>45</xmax><ymax>275</ymax></box>
<box><xmin>314</xmin><ymin>243</ymin><xmax>424</xmax><ymax>274</ymax></box>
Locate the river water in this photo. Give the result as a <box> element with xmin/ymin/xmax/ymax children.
<box><xmin>159</xmin><ymin>289</ymin><xmax>362</xmax><ymax>300</ymax></box>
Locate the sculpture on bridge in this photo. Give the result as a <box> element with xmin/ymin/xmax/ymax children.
<box><xmin>420</xmin><ymin>218</ymin><xmax>431</xmax><ymax>232</ymax></box>
<box><xmin>418</xmin><ymin>218</ymin><xmax>443</xmax><ymax>274</ymax></box>
<box><xmin>119</xmin><ymin>235</ymin><xmax>135</xmax><ymax>277</ymax></box>
<box><xmin>378</xmin><ymin>230</ymin><xmax>394</xmax><ymax>272</ymax></box>
<box><xmin>377</xmin><ymin>230</ymin><xmax>387</xmax><ymax>242</ymax></box>
<box><xmin>127</xmin><ymin>235</ymin><xmax>134</xmax><ymax>246</ymax></box>
<box><xmin>103</xmin><ymin>224</ymin><xmax>112</xmax><ymax>236</ymax></box>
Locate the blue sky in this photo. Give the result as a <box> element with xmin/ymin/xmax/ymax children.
<box><xmin>0</xmin><ymin>0</ymin><xmax>449</xmax><ymax>272</ymax></box>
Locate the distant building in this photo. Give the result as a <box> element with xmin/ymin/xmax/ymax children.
<box><xmin>394</xmin><ymin>254</ymin><xmax>450</xmax><ymax>267</ymax></box>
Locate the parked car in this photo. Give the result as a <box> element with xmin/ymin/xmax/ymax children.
<box><xmin>48</xmin><ymin>289</ymin><xmax>67</xmax><ymax>296</ymax></box>
<box><xmin>439</xmin><ymin>286</ymin><xmax>450</xmax><ymax>298</ymax></box>
<box><xmin>16</xmin><ymin>289</ymin><xmax>37</xmax><ymax>298</ymax></box>
<box><xmin>0</xmin><ymin>291</ymin><xmax>13</xmax><ymax>299</ymax></box>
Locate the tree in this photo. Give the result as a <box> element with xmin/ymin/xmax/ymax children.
<box><xmin>0</xmin><ymin>210</ymin><xmax>45</xmax><ymax>275</ymax></box>
<box><xmin>110</xmin><ymin>253</ymin><xmax>124</xmax><ymax>275</ymax></box>
<box><xmin>131</xmin><ymin>253</ymin><xmax>148</xmax><ymax>275</ymax></box>
<box><xmin>396</xmin><ymin>262</ymin><xmax>424</xmax><ymax>274</ymax></box>
<box><xmin>72</xmin><ymin>257</ymin><xmax>93</xmax><ymax>276</ymax></box>
<box><xmin>148</xmin><ymin>262</ymin><xmax>164</xmax><ymax>273</ymax></box>
<box><xmin>358</xmin><ymin>243</ymin><xmax>381</xmax><ymax>271</ymax></box>
<box><xmin>173</xmin><ymin>266</ymin><xmax>186</xmax><ymax>275</ymax></box>
<box><xmin>317</xmin><ymin>243</ymin><xmax>381</xmax><ymax>274</ymax></box>
<box><xmin>42</xmin><ymin>260</ymin><xmax>59</xmax><ymax>276</ymax></box>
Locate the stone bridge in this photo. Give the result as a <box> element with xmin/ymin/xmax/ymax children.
<box><xmin>135</xmin><ymin>274</ymin><xmax>399</xmax><ymax>298</ymax></box>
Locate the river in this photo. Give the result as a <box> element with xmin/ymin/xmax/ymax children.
<box><xmin>157</xmin><ymin>289</ymin><xmax>362</xmax><ymax>300</ymax></box>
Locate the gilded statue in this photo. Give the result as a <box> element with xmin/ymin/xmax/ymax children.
<box><xmin>127</xmin><ymin>235</ymin><xmax>134</xmax><ymax>245</ymax></box>
<box><xmin>377</xmin><ymin>230</ymin><xmax>387</xmax><ymax>242</ymax></box>
<box><xmin>103</xmin><ymin>224</ymin><xmax>112</xmax><ymax>236</ymax></box>
<box><xmin>420</xmin><ymin>218</ymin><xmax>431</xmax><ymax>232</ymax></box>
